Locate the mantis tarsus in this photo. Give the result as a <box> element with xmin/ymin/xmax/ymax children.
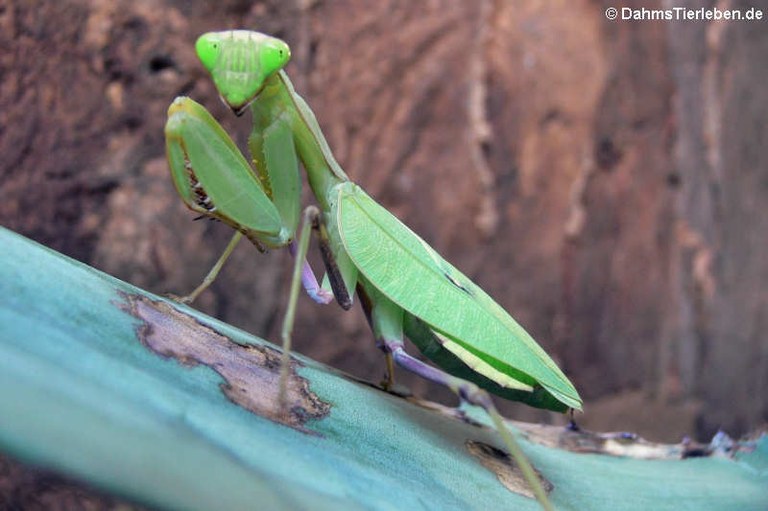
<box><xmin>165</xmin><ymin>30</ymin><xmax>581</xmax><ymax>510</ymax></box>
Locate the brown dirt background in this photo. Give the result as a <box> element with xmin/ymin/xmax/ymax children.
<box><xmin>2</xmin><ymin>0</ymin><xmax>766</xmax><ymax>464</ymax></box>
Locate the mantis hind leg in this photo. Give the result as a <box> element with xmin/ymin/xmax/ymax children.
<box><xmin>381</xmin><ymin>352</ymin><xmax>396</xmax><ymax>392</ymax></box>
<box><xmin>383</xmin><ymin>341</ymin><xmax>553</xmax><ymax>511</ymax></box>
<box><xmin>359</xmin><ymin>284</ymin><xmax>554</xmax><ymax>511</ymax></box>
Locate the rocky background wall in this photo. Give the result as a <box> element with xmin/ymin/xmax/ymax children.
<box><xmin>2</xmin><ymin>0</ymin><xmax>766</xmax><ymax>442</ymax></box>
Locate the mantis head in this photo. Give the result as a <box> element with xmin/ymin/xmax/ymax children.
<box><xmin>195</xmin><ymin>30</ymin><xmax>291</xmax><ymax>115</ymax></box>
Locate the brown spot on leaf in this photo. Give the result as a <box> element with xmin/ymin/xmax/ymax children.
<box><xmin>466</xmin><ymin>440</ymin><xmax>553</xmax><ymax>499</ymax></box>
<box><xmin>518</xmin><ymin>421</ymin><xmax>724</xmax><ymax>460</ymax></box>
<box><xmin>118</xmin><ymin>292</ymin><xmax>331</xmax><ymax>433</ymax></box>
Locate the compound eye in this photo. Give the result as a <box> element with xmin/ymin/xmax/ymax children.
<box><xmin>260</xmin><ymin>38</ymin><xmax>291</xmax><ymax>77</ymax></box>
<box><xmin>195</xmin><ymin>33</ymin><xmax>222</xmax><ymax>71</ymax></box>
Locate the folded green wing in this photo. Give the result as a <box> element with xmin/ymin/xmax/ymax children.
<box><xmin>336</xmin><ymin>182</ymin><xmax>581</xmax><ymax>410</ymax></box>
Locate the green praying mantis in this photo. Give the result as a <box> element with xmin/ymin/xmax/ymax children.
<box><xmin>165</xmin><ymin>30</ymin><xmax>581</xmax><ymax>510</ymax></box>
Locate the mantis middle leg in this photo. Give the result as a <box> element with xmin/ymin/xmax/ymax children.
<box><xmin>278</xmin><ymin>206</ymin><xmax>353</xmax><ymax>407</ymax></box>
<box><xmin>179</xmin><ymin>230</ymin><xmax>333</xmax><ymax>306</ymax></box>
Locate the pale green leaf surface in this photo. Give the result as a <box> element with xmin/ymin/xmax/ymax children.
<box><xmin>0</xmin><ymin>226</ymin><xmax>765</xmax><ymax>511</ymax></box>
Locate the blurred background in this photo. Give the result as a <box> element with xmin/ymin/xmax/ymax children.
<box><xmin>1</xmin><ymin>0</ymin><xmax>766</xmax><ymax>444</ymax></box>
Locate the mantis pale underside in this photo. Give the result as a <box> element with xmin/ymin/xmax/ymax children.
<box><xmin>165</xmin><ymin>30</ymin><xmax>582</xmax><ymax>510</ymax></box>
